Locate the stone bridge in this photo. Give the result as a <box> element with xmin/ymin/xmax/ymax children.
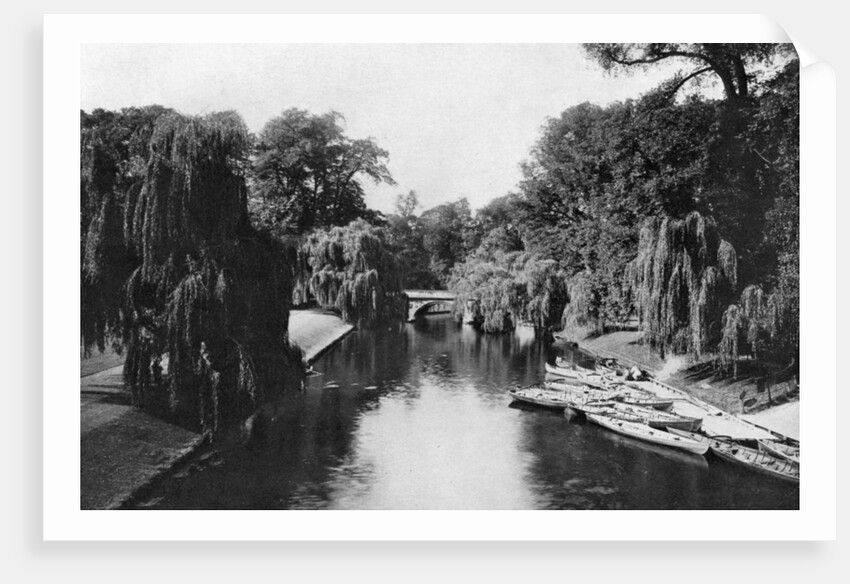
<box><xmin>404</xmin><ymin>289</ymin><xmax>457</xmax><ymax>322</ymax></box>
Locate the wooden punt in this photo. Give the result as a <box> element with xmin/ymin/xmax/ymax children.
<box><xmin>757</xmin><ymin>439</ymin><xmax>800</xmax><ymax>464</ymax></box>
<box><xmin>555</xmin><ymin>357</ymin><xmax>596</xmax><ymax>375</ymax></box>
<box><xmin>710</xmin><ymin>438</ymin><xmax>800</xmax><ymax>483</ymax></box>
<box><xmin>617</xmin><ymin>394</ymin><xmax>675</xmax><ymax>412</ymax></box>
<box><xmin>667</xmin><ymin>429</ymin><xmax>799</xmax><ymax>483</ymax></box>
<box><xmin>586</xmin><ymin>413</ymin><xmax>710</xmax><ymax>455</ymax></box>
<box><xmin>545</xmin><ymin>361</ymin><xmax>612</xmax><ymax>383</ymax></box>
<box><xmin>582</xmin><ymin>401</ymin><xmax>701</xmax><ymax>431</ymax></box>
<box><xmin>508</xmin><ymin>385</ymin><xmax>611</xmax><ymax>410</ymax></box>
<box><xmin>570</xmin><ymin>401</ymin><xmax>645</xmax><ymax>424</ymax></box>
<box><xmin>545</xmin><ymin>378</ymin><xmax>674</xmax><ymax>411</ymax></box>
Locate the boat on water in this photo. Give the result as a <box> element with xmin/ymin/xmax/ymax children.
<box><xmin>585</xmin><ymin>413</ymin><xmax>710</xmax><ymax>455</ymax></box>
<box><xmin>545</xmin><ymin>377</ymin><xmax>674</xmax><ymax>410</ymax></box>
<box><xmin>757</xmin><ymin>439</ymin><xmax>800</xmax><ymax>464</ymax></box>
<box><xmin>617</xmin><ymin>393</ymin><xmax>675</xmax><ymax>411</ymax></box>
<box><xmin>555</xmin><ymin>356</ymin><xmax>596</xmax><ymax>373</ymax></box>
<box><xmin>508</xmin><ymin>387</ymin><xmax>571</xmax><ymax>409</ymax></box>
<box><xmin>508</xmin><ymin>385</ymin><xmax>611</xmax><ymax>410</ymax></box>
<box><xmin>666</xmin><ymin>429</ymin><xmax>799</xmax><ymax>483</ymax></box>
<box><xmin>568</xmin><ymin>401</ymin><xmax>645</xmax><ymax>423</ymax></box>
<box><xmin>545</xmin><ymin>361</ymin><xmax>612</xmax><ymax>383</ymax></box>
<box><xmin>578</xmin><ymin>401</ymin><xmax>701</xmax><ymax>431</ymax></box>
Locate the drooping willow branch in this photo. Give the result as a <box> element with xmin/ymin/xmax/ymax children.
<box><xmin>82</xmin><ymin>110</ymin><xmax>305</xmax><ymax>435</ymax></box>
<box><xmin>449</xmin><ymin>252</ymin><xmax>568</xmax><ymax>333</ymax></box>
<box><xmin>627</xmin><ymin>211</ymin><xmax>737</xmax><ymax>359</ymax></box>
<box><xmin>293</xmin><ymin>219</ymin><xmax>406</xmax><ymax>327</ymax></box>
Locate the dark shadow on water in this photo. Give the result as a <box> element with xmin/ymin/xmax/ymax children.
<box><xmin>127</xmin><ymin>315</ymin><xmax>800</xmax><ymax>511</ymax></box>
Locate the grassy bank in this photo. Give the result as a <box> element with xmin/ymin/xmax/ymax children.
<box><xmin>577</xmin><ymin>330</ymin><xmax>798</xmax><ymax>416</ymax></box>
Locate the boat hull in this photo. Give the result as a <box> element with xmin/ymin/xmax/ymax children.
<box><xmin>586</xmin><ymin>413</ymin><xmax>710</xmax><ymax>455</ymax></box>
<box><xmin>709</xmin><ymin>439</ymin><xmax>800</xmax><ymax>483</ymax></box>
<box><xmin>758</xmin><ymin>439</ymin><xmax>800</xmax><ymax>464</ymax></box>
<box><xmin>588</xmin><ymin>402</ymin><xmax>701</xmax><ymax>431</ymax></box>
<box><xmin>508</xmin><ymin>388</ymin><xmax>572</xmax><ymax>410</ymax></box>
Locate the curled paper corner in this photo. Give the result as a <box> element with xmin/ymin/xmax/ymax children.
<box><xmin>787</xmin><ymin>34</ymin><xmax>829</xmax><ymax>70</ymax></box>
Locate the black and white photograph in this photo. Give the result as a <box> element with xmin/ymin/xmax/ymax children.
<box><xmin>75</xmin><ymin>39</ymin><xmax>804</xmax><ymax>513</ymax></box>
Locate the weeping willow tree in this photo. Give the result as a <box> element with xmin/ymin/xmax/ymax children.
<box><xmin>627</xmin><ymin>211</ymin><xmax>737</xmax><ymax>359</ymax></box>
<box><xmin>81</xmin><ymin>106</ymin><xmax>171</xmax><ymax>354</ymax></box>
<box><xmin>718</xmin><ymin>284</ymin><xmax>796</xmax><ymax>377</ymax></box>
<box><xmin>293</xmin><ymin>219</ymin><xmax>406</xmax><ymax>327</ymax></box>
<box><xmin>560</xmin><ymin>273</ymin><xmax>602</xmax><ymax>341</ymax></box>
<box><xmin>449</xmin><ymin>252</ymin><xmax>568</xmax><ymax>333</ymax></box>
<box><xmin>82</xmin><ymin>110</ymin><xmax>305</xmax><ymax>435</ymax></box>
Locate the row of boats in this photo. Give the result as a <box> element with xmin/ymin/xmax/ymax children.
<box><xmin>509</xmin><ymin>357</ymin><xmax>800</xmax><ymax>484</ymax></box>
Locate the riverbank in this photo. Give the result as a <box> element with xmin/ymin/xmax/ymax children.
<box><xmin>576</xmin><ymin>330</ymin><xmax>799</xmax><ymax>440</ymax></box>
<box><xmin>80</xmin><ymin>308</ymin><xmax>353</xmax><ymax>509</ymax></box>
<box><xmin>289</xmin><ymin>308</ymin><xmax>355</xmax><ymax>364</ymax></box>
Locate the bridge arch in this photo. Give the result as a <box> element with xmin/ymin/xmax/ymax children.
<box><xmin>404</xmin><ymin>290</ymin><xmax>457</xmax><ymax>322</ymax></box>
<box><xmin>408</xmin><ymin>300</ymin><xmax>455</xmax><ymax>321</ymax></box>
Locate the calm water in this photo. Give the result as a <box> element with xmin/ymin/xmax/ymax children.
<box><xmin>133</xmin><ymin>315</ymin><xmax>799</xmax><ymax>510</ymax></box>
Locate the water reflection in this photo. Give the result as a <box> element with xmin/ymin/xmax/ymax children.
<box><xmin>133</xmin><ymin>315</ymin><xmax>798</xmax><ymax>510</ymax></box>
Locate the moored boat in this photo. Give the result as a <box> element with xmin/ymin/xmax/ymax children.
<box><xmin>757</xmin><ymin>439</ymin><xmax>800</xmax><ymax>465</ymax></box>
<box><xmin>581</xmin><ymin>401</ymin><xmax>701</xmax><ymax>431</ymax></box>
<box><xmin>555</xmin><ymin>357</ymin><xmax>596</xmax><ymax>375</ymax></box>
<box><xmin>666</xmin><ymin>429</ymin><xmax>799</xmax><ymax>483</ymax></box>
<box><xmin>507</xmin><ymin>386</ymin><xmax>573</xmax><ymax>410</ymax></box>
<box><xmin>545</xmin><ymin>361</ymin><xmax>612</xmax><ymax>383</ymax></box>
<box><xmin>545</xmin><ymin>377</ymin><xmax>673</xmax><ymax>410</ymax></box>
<box><xmin>585</xmin><ymin>413</ymin><xmax>710</xmax><ymax>455</ymax></box>
<box><xmin>710</xmin><ymin>438</ymin><xmax>799</xmax><ymax>483</ymax></box>
<box><xmin>569</xmin><ymin>401</ymin><xmax>645</xmax><ymax>424</ymax></box>
<box><xmin>508</xmin><ymin>385</ymin><xmax>611</xmax><ymax>410</ymax></box>
<box><xmin>615</xmin><ymin>391</ymin><xmax>675</xmax><ymax>411</ymax></box>
<box><xmin>544</xmin><ymin>365</ymin><xmax>620</xmax><ymax>391</ymax></box>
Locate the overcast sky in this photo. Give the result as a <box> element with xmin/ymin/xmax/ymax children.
<box><xmin>81</xmin><ymin>44</ymin><xmax>686</xmax><ymax>215</ymax></box>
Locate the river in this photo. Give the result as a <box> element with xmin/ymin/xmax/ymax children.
<box><xmin>131</xmin><ymin>314</ymin><xmax>799</xmax><ymax>510</ymax></box>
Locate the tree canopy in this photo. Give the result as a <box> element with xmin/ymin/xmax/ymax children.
<box><xmin>583</xmin><ymin>43</ymin><xmax>795</xmax><ymax>101</ymax></box>
<box><xmin>449</xmin><ymin>251</ymin><xmax>568</xmax><ymax>333</ymax></box>
<box><xmin>251</xmin><ymin>109</ymin><xmax>395</xmax><ymax>234</ymax></box>
<box><xmin>445</xmin><ymin>43</ymin><xmax>799</xmax><ymax>375</ymax></box>
<box><xmin>82</xmin><ymin>110</ymin><xmax>304</xmax><ymax>434</ymax></box>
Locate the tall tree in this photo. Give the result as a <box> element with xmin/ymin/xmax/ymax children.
<box><xmin>81</xmin><ymin>106</ymin><xmax>173</xmax><ymax>353</ymax></box>
<box><xmin>251</xmin><ymin>109</ymin><xmax>395</xmax><ymax>234</ymax></box>
<box><xmin>583</xmin><ymin>43</ymin><xmax>799</xmax><ymax>370</ymax></box>
<box><xmin>385</xmin><ymin>191</ymin><xmax>443</xmax><ymax>289</ymax></box>
<box><xmin>466</xmin><ymin>193</ymin><xmax>525</xmax><ymax>255</ymax></box>
<box><xmin>82</xmin><ymin>110</ymin><xmax>304</xmax><ymax>434</ymax></box>
<box><xmin>417</xmin><ymin>198</ymin><xmax>475</xmax><ymax>286</ymax></box>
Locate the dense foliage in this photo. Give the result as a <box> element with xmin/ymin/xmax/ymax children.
<box><xmin>443</xmin><ymin>43</ymin><xmax>798</xmax><ymax>377</ymax></box>
<box><xmin>251</xmin><ymin>109</ymin><xmax>394</xmax><ymax>234</ymax></box>
<box><xmin>82</xmin><ymin>43</ymin><xmax>800</xmax><ymax>434</ymax></box>
<box><xmin>449</xmin><ymin>252</ymin><xmax>568</xmax><ymax>333</ymax></box>
<box><xmin>293</xmin><ymin>219</ymin><xmax>407</xmax><ymax>327</ymax></box>
<box><xmin>82</xmin><ymin>110</ymin><xmax>305</xmax><ymax>434</ymax></box>
<box><xmin>627</xmin><ymin>212</ymin><xmax>737</xmax><ymax>359</ymax></box>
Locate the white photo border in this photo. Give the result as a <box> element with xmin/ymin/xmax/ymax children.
<box><xmin>45</xmin><ymin>13</ymin><xmax>836</xmax><ymax>540</ymax></box>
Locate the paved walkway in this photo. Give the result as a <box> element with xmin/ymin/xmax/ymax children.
<box><xmin>80</xmin><ymin>367</ymin><xmax>202</xmax><ymax>510</ymax></box>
